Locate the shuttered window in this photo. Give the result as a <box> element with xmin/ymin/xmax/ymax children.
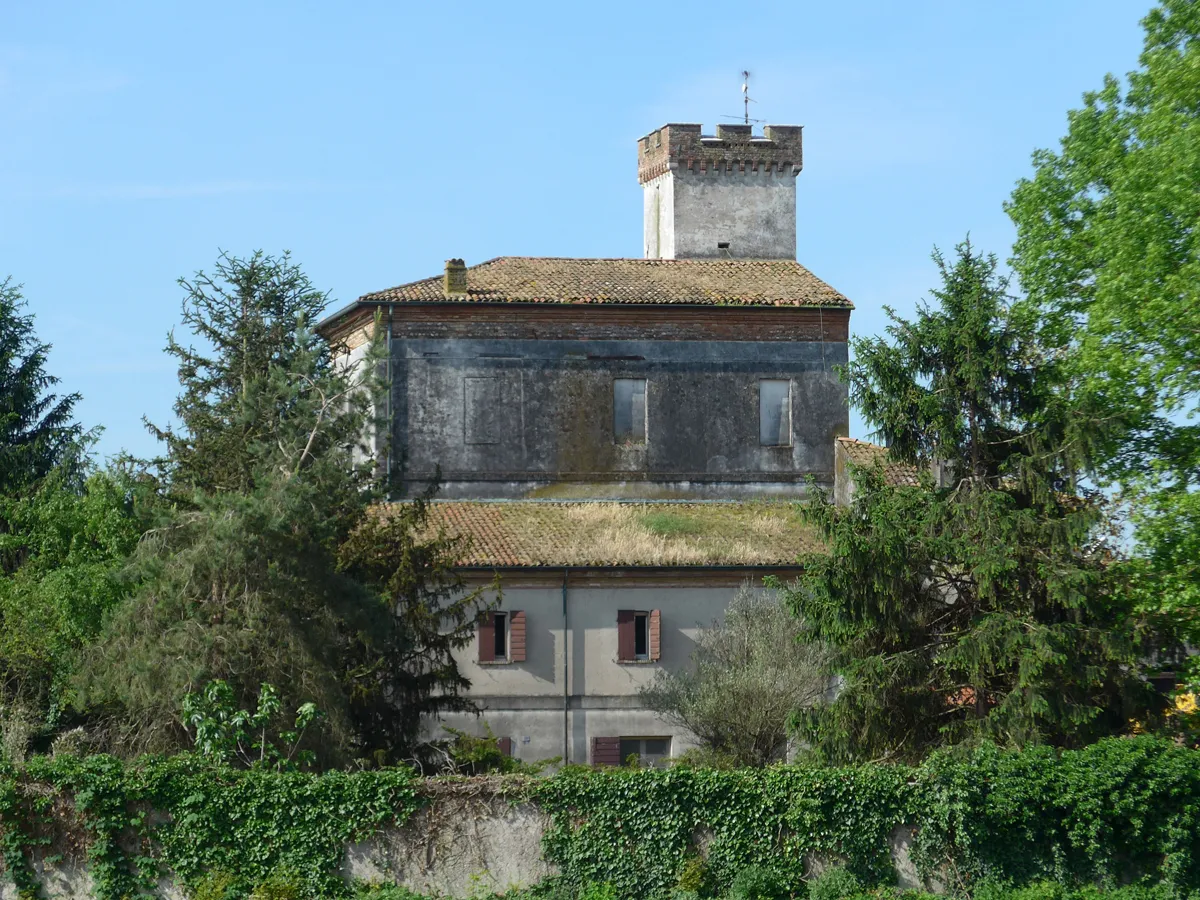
<box><xmin>617</xmin><ymin>609</ymin><xmax>661</xmax><ymax>662</ymax></box>
<box><xmin>591</xmin><ymin>736</ymin><xmax>622</xmax><ymax>767</ymax></box>
<box><xmin>498</xmin><ymin>736</ymin><xmax>514</xmax><ymax>757</ymax></box>
<box><xmin>509</xmin><ymin>610</ymin><xmax>526</xmax><ymax>663</ymax></box>
<box><xmin>478</xmin><ymin>613</ymin><xmax>496</xmax><ymax>663</ymax></box>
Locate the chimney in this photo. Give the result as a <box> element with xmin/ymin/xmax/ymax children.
<box><xmin>444</xmin><ymin>259</ymin><xmax>468</xmax><ymax>296</ymax></box>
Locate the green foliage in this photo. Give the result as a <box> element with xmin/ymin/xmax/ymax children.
<box><xmin>436</xmin><ymin>722</ymin><xmax>555</xmax><ymax>776</ymax></box>
<box><xmin>0</xmin><ymin>738</ymin><xmax>1197</xmax><ymax>899</ymax></box>
<box><xmin>147</xmin><ymin>250</ymin><xmax>336</xmax><ymax>497</ymax></box>
<box><xmin>782</xmin><ymin>240</ymin><xmax>1151</xmax><ymax>764</ymax></box>
<box><xmin>182</xmin><ymin>680</ymin><xmax>323</xmax><ymax>770</ymax></box>
<box><xmin>337</xmin><ymin>490</ymin><xmax>497</xmax><ymax>767</ymax></box>
<box><xmin>351</xmin><ymin>884</ymin><xmax>429</xmax><ymax>900</ymax></box>
<box><xmin>640</xmin><ymin>586</ymin><xmax>828</xmax><ymax>767</ymax></box>
<box><xmin>1006</xmin><ymin>1</ymin><xmax>1200</xmax><ymax>704</ymax></box>
<box><xmin>0</xmin><ymin>277</ymin><xmax>84</xmax><ymax>500</ymax></box>
<box><xmin>641</xmin><ymin>512</ymin><xmax>703</xmax><ymax>537</ymax></box>
<box><xmin>533</xmin><ymin>737</ymin><xmax>1200</xmax><ymax>900</ymax></box>
<box><xmin>809</xmin><ymin>867</ymin><xmax>861</xmax><ymax>900</ymax></box>
<box><xmin>0</xmin><ymin>465</ymin><xmax>142</xmax><ymax>724</ymax></box>
<box><xmin>0</xmin><ymin>752</ymin><xmax>421</xmax><ymax>900</ymax></box>
<box><xmin>727</xmin><ymin>865</ymin><xmax>790</xmax><ymax>900</ymax></box>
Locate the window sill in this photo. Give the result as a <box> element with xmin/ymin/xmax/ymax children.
<box><xmin>615</xmin><ymin>658</ymin><xmax>657</xmax><ymax>665</ymax></box>
<box><xmin>479</xmin><ymin>659</ymin><xmax>516</xmax><ymax>666</ymax></box>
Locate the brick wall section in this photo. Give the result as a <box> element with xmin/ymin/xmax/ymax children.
<box><xmin>327</xmin><ymin>304</ymin><xmax>848</xmax><ymax>345</ymax></box>
<box><xmin>638</xmin><ymin>123</ymin><xmax>803</xmax><ymax>184</ymax></box>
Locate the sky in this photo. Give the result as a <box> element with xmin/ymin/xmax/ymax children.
<box><xmin>1</xmin><ymin>0</ymin><xmax>1151</xmax><ymax>462</ymax></box>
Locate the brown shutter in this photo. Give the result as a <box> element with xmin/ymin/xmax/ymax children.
<box><xmin>478</xmin><ymin>612</ymin><xmax>495</xmax><ymax>663</ymax></box>
<box><xmin>616</xmin><ymin>610</ymin><xmax>635</xmax><ymax>662</ymax></box>
<box><xmin>498</xmin><ymin>736</ymin><xmax>514</xmax><ymax>757</ymax></box>
<box><xmin>591</xmin><ymin>736</ymin><xmax>621</xmax><ymax>767</ymax></box>
<box><xmin>509</xmin><ymin>610</ymin><xmax>526</xmax><ymax>662</ymax></box>
<box><xmin>649</xmin><ymin>609</ymin><xmax>661</xmax><ymax>661</ymax></box>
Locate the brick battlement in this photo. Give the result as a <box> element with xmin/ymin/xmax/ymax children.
<box><xmin>637</xmin><ymin>123</ymin><xmax>803</xmax><ymax>184</ymax></box>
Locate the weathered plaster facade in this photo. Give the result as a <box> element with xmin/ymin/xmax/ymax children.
<box><xmin>391</xmin><ymin>330</ymin><xmax>847</xmax><ymax>499</ymax></box>
<box><xmin>429</xmin><ymin>571</ymin><xmax>801</xmax><ymax>765</ymax></box>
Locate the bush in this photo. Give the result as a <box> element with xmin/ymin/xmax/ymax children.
<box><xmin>729</xmin><ymin>866</ymin><xmax>790</xmax><ymax>900</ymax></box>
<box><xmin>676</xmin><ymin>855</ymin><xmax>710</xmax><ymax>894</ymax></box>
<box><xmin>808</xmin><ymin>867</ymin><xmax>861</xmax><ymax>900</ymax></box>
<box><xmin>352</xmin><ymin>883</ymin><xmax>429</xmax><ymax>900</ymax></box>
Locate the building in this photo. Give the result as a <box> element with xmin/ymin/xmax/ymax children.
<box><xmin>318</xmin><ymin>121</ymin><xmax>853</xmax><ymax>765</ymax></box>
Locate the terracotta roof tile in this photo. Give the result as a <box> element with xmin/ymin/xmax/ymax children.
<box><xmin>836</xmin><ymin>437</ymin><xmax>922</xmax><ymax>487</ymax></box>
<box><xmin>358</xmin><ymin>257</ymin><xmax>852</xmax><ymax>309</ymax></box>
<box><xmin>414</xmin><ymin>500</ymin><xmax>819</xmax><ymax>567</ymax></box>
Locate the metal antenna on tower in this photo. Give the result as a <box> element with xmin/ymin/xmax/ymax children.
<box><xmin>722</xmin><ymin>70</ymin><xmax>763</xmax><ymax>127</ymax></box>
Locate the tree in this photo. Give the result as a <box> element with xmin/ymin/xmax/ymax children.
<box><xmin>0</xmin><ymin>278</ymin><xmax>84</xmax><ymax>501</ymax></box>
<box><xmin>781</xmin><ymin>240</ymin><xmax>1152</xmax><ymax>764</ymax></box>
<box><xmin>337</xmin><ymin>491</ymin><xmax>496</xmax><ymax>767</ymax></box>
<box><xmin>74</xmin><ymin>320</ymin><xmax>384</xmax><ymax>759</ymax></box>
<box><xmin>1006</xmin><ymin>0</ymin><xmax>1200</xmax><ymax>663</ymax></box>
<box><xmin>638</xmin><ymin>586</ymin><xmax>829</xmax><ymax>767</ymax></box>
<box><xmin>147</xmin><ymin>251</ymin><xmax>333</xmax><ymax>497</ymax></box>
<box><xmin>0</xmin><ymin>462</ymin><xmax>143</xmax><ymax>723</ymax></box>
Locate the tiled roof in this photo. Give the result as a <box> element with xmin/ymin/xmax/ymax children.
<box><xmin>415</xmin><ymin>501</ymin><xmax>820</xmax><ymax>567</ymax></box>
<box><xmin>358</xmin><ymin>257</ymin><xmax>852</xmax><ymax>308</ymax></box>
<box><xmin>836</xmin><ymin>438</ymin><xmax>921</xmax><ymax>487</ymax></box>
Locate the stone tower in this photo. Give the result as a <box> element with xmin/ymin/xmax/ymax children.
<box><xmin>638</xmin><ymin>123</ymin><xmax>803</xmax><ymax>260</ymax></box>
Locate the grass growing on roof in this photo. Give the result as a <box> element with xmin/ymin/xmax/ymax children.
<box><xmin>640</xmin><ymin>511</ymin><xmax>704</xmax><ymax>537</ymax></box>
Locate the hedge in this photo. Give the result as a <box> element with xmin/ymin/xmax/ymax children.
<box><xmin>0</xmin><ymin>737</ymin><xmax>1197</xmax><ymax>900</ymax></box>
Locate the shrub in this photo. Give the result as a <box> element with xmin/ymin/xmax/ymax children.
<box><xmin>729</xmin><ymin>865</ymin><xmax>790</xmax><ymax>900</ymax></box>
<box><xmin>808</xmin><ymin>867</ymin><xmax>861</xmax><ymax>900</ymax></box>
<box><xmin>676</xmin><ymin>855</ymin><xmax>710</xmax><ymax>894</ymax></box>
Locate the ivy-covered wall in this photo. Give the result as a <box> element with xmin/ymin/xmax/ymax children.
<box><xmin>1</xmin><ymin>738</ymin><xmax>1198</xmax><ymax>900</ymax></box>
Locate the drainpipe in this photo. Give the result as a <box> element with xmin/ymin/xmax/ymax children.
<box><xmin>384</xmin><ymin>305</ymin><xmax>394</xmax><ymax>497</ymax></box>
<box><xmin>562</xmin><ymin>568</ymin><xmax>570</xmax><ymax>765</ymax></box>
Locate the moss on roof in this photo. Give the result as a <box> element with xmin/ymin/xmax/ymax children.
<box><xmin>415</xmin><ymin>500</ymin><xmax>819</xmax><ymax>568</ymax></box>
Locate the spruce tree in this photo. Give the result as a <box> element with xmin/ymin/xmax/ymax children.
<box><xmin>0</xmin><ymin>278</ymin><xmax>83</xmax><ymax>502</ymax></box>
<box><xmin>147</xmin><ymin>251</ymin><xmax>330</xmax><ymax>496</ymax></box>
<box><xmin>781</xmin><ymin>240</ymin><xmax>1152</xmax><ymax>764</ymax></box>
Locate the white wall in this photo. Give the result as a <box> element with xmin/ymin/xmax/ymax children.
<box><xmin>429</xmin><ymin>571</ymin><xmax>799</xmax><ymax>765</ymax></box>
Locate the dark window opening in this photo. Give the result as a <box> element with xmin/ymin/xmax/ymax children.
<box><xmin>619</xmin><ymin>737</ymin><xmax>671</xmax><ymax>768</ymax></box>
<box><xmin>614</xmin><ymin>379</ymin><xmax>647</xmax><ymax>444</ymax></box>
<box><xmin>634</xmin><ymin>612</ymin><xmax>649</xmax><ymax>660</ymax></box>
<box><xmin>717</xmin><ymin>241</ymin><xmax>730</xmax><ymax>249</ymax></box>
<box><xmin>493</xmin><ymin>612</ymin><xmax>508</xmax><ymax>660</ymax></box>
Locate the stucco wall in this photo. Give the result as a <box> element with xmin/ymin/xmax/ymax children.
<box><xmin>427</xmin><ymin>578</ymin><xmax>786</xmax><ymax>765</ymax></box>
<box><xmin>657</xmin><ymin>169</ymin><xmax>797</xmax><ymax>261</ymax></box>
<box><xmin>393</xmin><ymin>336</ymin><xmax>848</xmax><ymax>499</ymax></box>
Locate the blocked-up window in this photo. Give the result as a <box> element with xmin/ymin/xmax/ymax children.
<box><xmin>759</xmin><ymin>379</ymin><xmax>791</xmax><ymax>446</ymax></box>
<box><xmin>613</xmin><ymin>379</ymin><xmax>647</xmax><ymax>444</ymax></box>
<box><xmin>464</xmin><ymin>377</ymin><xmax>501</xmax><ymax>445</ymax></box>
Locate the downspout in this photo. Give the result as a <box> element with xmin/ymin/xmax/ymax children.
<box><xmin>562</xmin><ymin>567</ymin><xmax>570</xmax><ymax>765</ymax></box>
<box><xmin>384</xmin><ymin>305</ymin><xmax>394</xmax><ymax>497</ymax></box>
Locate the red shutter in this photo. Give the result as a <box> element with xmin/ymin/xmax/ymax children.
<box><xmin>617</xmin><ymin>610</ymin><xmax>635</xmax><ymax>662</ymax></box>
<box><xmin>591</xmin><ymin>736</ymin><xmax>621</xmax><ymax>767</ymax></box>
<box><xmin>509</xmin><ymin>610</ymin><xmax>526</xmax><ymax>662</ymax></box>
<box><xmin>649</xmin><ymin>609</ymin><xmax>661</xmax><ymax>661</ymax></box>
<box><xmin>478</xmin><ymin>612</ymin><xmax>495</xmax><ymax>663</ymax></box>
<box><xmin>498</xmin><ymin>736</ymin><xmax>514</xmax><ymax>757</ymax></box>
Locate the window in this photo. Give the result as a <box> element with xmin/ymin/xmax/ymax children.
<box><xmin>613</xmin><ymin>379</ymin><xmax>647</xmax><ymax>444</ymax></box>
<box><xmin>478</xmin><ymin>610</ymin><xmax>525</xmax><ymax>663</ymax></box>
<box><xmin>619</xmin><ymin>737</ymin><xmax>672</xmax><ymax>768</ymax></box>
<box><xmin>493</xmin><ymin>611</ymin><xmax>508</xmax><ymax>660</ymax></box>
<box><xmin>759</xmin><ymin>379</ymin><xmax>791</xmax><ymax>446</ymax></box>
<box><xmin>617</xmin><ymin>609</ymin><xmax>661</xmax><ymax>662</ymax></box>
<box><xmin>634</xmin><ymin>612</ymin><xmax>649</xmax><ymax>660</ymax></box>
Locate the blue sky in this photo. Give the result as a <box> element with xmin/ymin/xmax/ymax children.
<box><xmin>2</xmin><ymin>1</ymin><xmax>1149</xmax><ymax>462</ymax></box>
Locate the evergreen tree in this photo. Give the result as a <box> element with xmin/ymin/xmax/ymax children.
<box><xmin>147</xmin><ymin>251</ymin><xmax>331</xmax><ymax>496</ymax></box>
<box><xmin>781</xmin><ymin>241</ymin><xmax>1152</xmax><ymax>764</ymax></box>
<box><xmin>0</xmin><ymin>278</ymin><xmax>83</xmax><ymax>502</ymax></box>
